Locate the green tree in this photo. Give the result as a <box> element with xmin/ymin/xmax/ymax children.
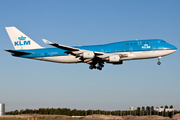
<box><xmin>53</xmin><ymin>109</ymin><xmax>60</xmax><ymax>115</ymax></box>
<box><xmin>20</xmin><ymin>109</ymin><xmax>23</xmax><ymax>114</ymax></box>
<box><xmin>146</xmin><ymin>106</ymin><xmax>150</xmax><ymax>115</ymax></box>
<box><xmin>170</xmin><ymin>105</ymin><xmax>173</xmax><ymax>109</ymax></box>
<box><xmin>164</xmin><ymin>105</ymin><xmax>168</xmax><ymax>117</ymax></box>
<box><xmin>49</xmin><ymin>108</ymin><xmax>54</xmax><ymax>115</ymax></box>
<box><xmin>38</xmin><ymin>108</ymin><xmax>43</xmax><ymax>114</ymax></box>
<box><xmin>72</xmin><ymin>109</ymin><xmax>77</xmax><ymax>116</ymax></box>
<box><xmin>137</xmin><ymin>107</ymin><xmax>140</xmax><ymax>116</ymax></box>
<box><xmin>160</xmin><ymin>106</ymin><xmax>164</xmax><ymax>116</ymax></box>
<box><xmin>142</xmin><ymin>106</ymin><xmax>145</xmax><ymax>116</ymax></box>
<box><xmin>151</xmin><ymin>106</ymin><xmax>154</xmax><ymax>115</ymax></box>
<box><xmin>165</xmin><ymin>105</ymin><xmax>168</xmax><ymax>109</ymax></box>
<box><xmin>14</xmin><ymin>110</ymin><xmax>19</xmax><ymax>115</ymax></box>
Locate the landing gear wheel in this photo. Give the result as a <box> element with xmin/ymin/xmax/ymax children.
<box><xmin>93</xmin><ymin>65</ymin><xmax>97</xmax><ymax>69</ymax></box>
<box><xmin>100</xmin><ymin>64</ymin><xmax>104</xmax><ymax>67</ymax></box>
<box><xmin>98</xmin><ymin>63</ymin><xmax>104</xmax><ymax>67</ymax></box>
<box><xmin>89</xmin><ymin>62</ymin><xmax>104</xmax><ymax>70</ymax></box>
<box><xmin>89</xmin><ymin>66</ymin><xmax>93</xmax><ymax>69</ymax></box>
<box><xmin>89</xmin><ymin>64</ymin><xmax>97</xmax><ymax>70</ymax></box>
<box><xmin>157</xmin><ymin>57</ymin><xmax>161</xmax><ymax>65</ymax></box>
<box><xmin>97</xmin><ymin>66</ymin><xmax>102</xmax><ymax>70</ymax></box>
<box><xmin>157</xmin><ymin>61</ymin><xmax>161</xmax><ymax>65</ymax></box>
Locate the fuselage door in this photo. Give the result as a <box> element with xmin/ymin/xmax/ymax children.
<box><xmin>138</xmin><ymin>41</ymin><xmax>142</xmax><ymax>46</ymax></box>
<box><xmin>100</xmin><ymin>49</ymin><xmax>104</xmax><ymax>52</ymax></box>
<box><xmin>129</xmin><ymin>47</ymin><xmax>133</xmax><ymax>52</ymax></box>
<box><xmin>41</xmin><ymin>53</ymin><xmax>44</xmax><ymax>60</ymax></box>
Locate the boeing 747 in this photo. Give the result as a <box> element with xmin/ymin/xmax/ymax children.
<box><xmin>5</xmin><ymin>27</ymin><xmax>177</xmax><ymax>70</ymax></box>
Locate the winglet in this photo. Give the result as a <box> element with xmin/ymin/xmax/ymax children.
<box><xmin>42</xmin><ymin>39</ymin><xmax>53</xmax><ymax>44</ymax></box>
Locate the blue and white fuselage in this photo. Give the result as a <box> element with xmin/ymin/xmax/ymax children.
<box><xmin>5</xmin><ymin>27</ymin><xmax>177</xmax><ymax>70</ymax></box>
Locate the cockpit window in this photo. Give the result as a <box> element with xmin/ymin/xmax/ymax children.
<box><xmin>161</xmin><ymin>41</ymin><xmax>166</xmax><ymax>43</ymax></box>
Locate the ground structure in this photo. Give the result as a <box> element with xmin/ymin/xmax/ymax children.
<box><xmin>0</xmin><ymin>114</ymin><xmax>180</xmax><ymax>119</ymax></box>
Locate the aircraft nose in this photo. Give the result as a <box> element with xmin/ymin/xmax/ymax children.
<box><xmin>172</xmin><ymin>45</ymin><xmax>177</xmax><ymax>50</ymax></box>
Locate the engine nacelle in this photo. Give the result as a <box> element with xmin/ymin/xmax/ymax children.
<box><xmin>109</xmin><ymin>55</ymin><xmax>120</xmax><ymax>62</ymax></box>
<box><xmin>82</xmin><ymin>51</ymin><xmax>95</xmax><ymax>59</ymax></box>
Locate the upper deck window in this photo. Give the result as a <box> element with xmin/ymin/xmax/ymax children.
<box><xmin>124</xmin><ymin>43</ymin><xmax>138</xmax><ymax>45</ymax></box>
<box><xmin>142</xmin><ymin>42</ymin><xmax>152</xmax><ymax>44</ymax></box>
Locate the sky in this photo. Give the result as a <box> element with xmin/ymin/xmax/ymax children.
<box><xmin>0</xmin><ymin>0</ymin><xmax>180</xmax><ymax>112</ymax></box>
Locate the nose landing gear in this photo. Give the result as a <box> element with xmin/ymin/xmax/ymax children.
<box><xmin>157</xmin><ymin>57</ymin><xmax>161</xmax><ymax>65</ymax></box>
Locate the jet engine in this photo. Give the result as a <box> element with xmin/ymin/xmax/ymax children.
<box><xmin>103</xmin><ymin>55</ymin><xmax>121</xmax><ymax>62</ymax></box>
<box><xmin>82</xmin><ymin>51</ymin><xmax>95</xmax><ymax>59</ymax></box>
<box><xmin>109</xmin><ymin>55</ymin><xmax>120</xmax><ymax>62</ymax></box>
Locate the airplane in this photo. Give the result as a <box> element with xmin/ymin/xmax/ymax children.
<box><xmin>5</xmin><ymin>26</ymin><xmax>177</xmax><ymax>70</ymax></box>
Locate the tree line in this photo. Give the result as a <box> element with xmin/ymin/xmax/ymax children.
<box><xmin>6</xmin><ymin>105</ymin><xmax>180</xmax><ymax>118</ymax></box>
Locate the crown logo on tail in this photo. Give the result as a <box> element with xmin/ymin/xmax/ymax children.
<box><xmin>18</xmin><ymin>36</ymin><xmax>26</xmax><ymax>40</ymax></box>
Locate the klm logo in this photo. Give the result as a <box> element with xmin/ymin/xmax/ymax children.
<box><xmin>14</xmin><ymin>36</ymin><xmax>31</xmax><ymax>46</ymax></box>
<box><xmin>142</xmin><ymin>44</ymin><xmax>150</xmax><ymax>49</ymax></box>
<box><xmin>18</xmin><ymin>36</ymin><xmax>26</xmax><ymax>40</ymax></box>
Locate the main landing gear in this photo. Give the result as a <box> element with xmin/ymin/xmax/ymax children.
<box><xmin>157</xmin><ymin>57</ymin><xmax>161</xmax><ymax>65</ymax></box>
<box><xmin>89</xmin><ymin>65</ymin><xmax>96</xmax><ymax>69</ymax></box>
<box><xmin>89</xmin><ymin>62</ymin><xmax>104</xmax><ymax>70</ymax></box>
<box><xmin>97</xmin><ymin>63</ymin><xmax>104</xmax><ymax>70</ymax></box>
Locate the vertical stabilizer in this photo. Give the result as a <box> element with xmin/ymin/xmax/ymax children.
<box><xmin>5</xmin><ymin>27</ymin><xmax>43</xmax><ymax>50</ymax></box>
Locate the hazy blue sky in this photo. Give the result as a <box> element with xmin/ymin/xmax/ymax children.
<box><xmin>0</xmin><ymin>0</ymin><xmax>180</xmax><ymax>112</ymax></box>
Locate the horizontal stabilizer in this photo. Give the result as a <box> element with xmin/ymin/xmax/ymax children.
<box><xmin>4</xmin><ymin>49</ymin><xmax>34</xmax><ymax>56</ymax></box>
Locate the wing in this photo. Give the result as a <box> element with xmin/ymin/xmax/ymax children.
<box><xmin>42</xmin><ymin>39</ymin><xmax>128</xmax><ymax>65</ymax></box>
<box><xmin>42</xmin><ymin>39</ymin><xmax>79</xmax><ymax>51</ymax></box>
<box><xmin>42</xmin><ymin>39</ymin><xmax>104</xmax><ymax>57</ymax></box>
